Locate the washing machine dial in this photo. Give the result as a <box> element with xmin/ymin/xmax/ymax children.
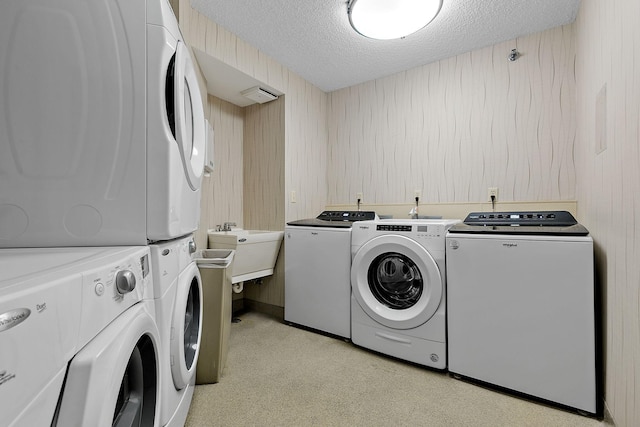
<box><xmin>115</xmin><ymin>270</ymin><xmax>136</xmax><ymax>294</ymax></box>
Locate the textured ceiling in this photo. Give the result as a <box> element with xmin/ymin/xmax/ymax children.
<box><xmin>190</xmin><ymin>0</ymin><xmax>581</xmax><ymax>92</ymax></box>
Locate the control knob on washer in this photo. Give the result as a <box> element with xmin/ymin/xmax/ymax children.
<box><xmin>115</xmin><ymin>270</ymin><xmax>136</xmax><ymax>294</ymax></box>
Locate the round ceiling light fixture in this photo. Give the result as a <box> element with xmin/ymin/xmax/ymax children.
<box><xmin>348</xmin><ymin>0</ymin><xmax>443</xmax><ymax>40</ymax></box>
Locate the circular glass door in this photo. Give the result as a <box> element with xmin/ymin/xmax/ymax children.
<box><xmin>351</xmin><ymin>234</ymin><xmax>442</xmax><ymax>329</ymax></box>
<box><xmin>113</xmin><ymin>335</ymin><xmax>158</xmax><ymax>427</ymax></box>
<box><xmin>170</xmin><ymin>263</ymin><xmax>202</xmax><ymax>389</ymax></box>
<box><xmin>368</xmin><ymin>252</ymin><xmax>423</xmax><ymax>309</ymax></box>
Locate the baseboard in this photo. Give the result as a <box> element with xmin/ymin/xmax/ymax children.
<box><xmin>603</xmin><ymin>400</ymin><xmax>616</xmax><ymax>425</ymax></box>
<box><xmin>242</xmin><ymin>299</ymin><xmax>284</xmax><ymax>321</ymax></box>
<box><xmin>232</xmin><ymin>298</ymin><xmax>245</xmax><ymax>315</ymax></box>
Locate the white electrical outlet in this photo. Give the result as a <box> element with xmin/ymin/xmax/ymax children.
<box><xmin>356</xmin><ymin>192</ymin><xmax>363</xmax><ymax>202</ymax></box>
<box><xmin>488</xmin><ymin>187</ymin><xmax>499</xmax><ymax>202</ymax></box>
<box><xmin>290</xmin><ymin>191</ymin><xmax>297</xmax><ymax>203</ymax></box>
<box><xmin>414</xmin><ymin>190</ymin><xmax>421</xmax><ymax>199</ymax></box>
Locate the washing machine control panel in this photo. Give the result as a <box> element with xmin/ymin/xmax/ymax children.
<box><xmin>416</xmin><ymin>225</ymin><xmax>445</xmax><ymax>238</ymax></box>
<box><xmin>376</xmin><ymin>224</ymin><xmax>445</xmax><ymax>238</ymax></box>
<box><xmin>317</xmin><ymin>210</ymin><xmax>377</xmax><ymax>222</ymax></box>
<box><xmin>77</xmin><ymin>248</ymin><xmax>150</xmax><ymax>349</ymax></box>
<box><xmin>376</xmin><ymin>224</ymin><xmax>412</xmax><ymax>232</ymax></box>
<box><xmin>463</xmin><ymin>211</ymin><xmax>577</xmax><ymax>226</ymax></box>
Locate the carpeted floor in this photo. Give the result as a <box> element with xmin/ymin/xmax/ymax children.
<box><xmin>186</xmin><ymin>311</ymin><xmax>609</xmax><ymax>427</ymax></box>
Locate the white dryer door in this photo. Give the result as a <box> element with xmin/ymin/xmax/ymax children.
<box><xmin>170</xmin><ymin>262</ymin><xmax>203</xmax><ymax>389</ymax></box>
<box><xmin>55</xmin><ymin>303</ymin><xmax>160</xmax><ymax>427</ymax></box>
<box><xmin>173</xmin><ymin>41</ymin><xmax>205</xmax><ymax>191</ymax></box>
<box><xmin>351</xmin><ymin>234</ymin><xmax>442</xmax><ymax>330</ymax></box>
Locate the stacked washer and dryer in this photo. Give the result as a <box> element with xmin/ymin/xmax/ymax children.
<box><xmin>0</xmin><ymin>1</ymin><xmax>206</xmax><ymax>426</ymax></box>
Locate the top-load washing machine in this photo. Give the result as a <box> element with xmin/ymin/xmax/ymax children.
<box><xmin>285</xmin><ymin>210</ymin><xmax>377</xmax><ymax>339</ymax></box>
<box><xmin>0</xmin><ymin>0</ymin><xmax>205</xmax><ymax>247</ymax></box>
<box><xmin>446</xmin><ymin>211</ymin><xmax>599</xmax><ymax>414</ymax></box>
<box><xmin>0</xmin><ymin>245</ymin><xmax>161</xmax><ymax>426</ymax></box>
<box><xmin>350</xmin><ymin>219</ymin><xmax>460</xmax><ymax>369</ymax></box>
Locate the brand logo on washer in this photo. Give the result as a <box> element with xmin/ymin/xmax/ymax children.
<box><xmin>430</xmin><ymin>354</ymin><xmax>439</xmax><ymax>362</ymax></box>
<box><xmin>502</xmin><ymin>242</ymin><xmax>518</xmax><ymax>248</ymax></box>
<box><xmin>0</xmin><ymin>308</ymin><xmax>31</xmax><ymax>333</ymax></box>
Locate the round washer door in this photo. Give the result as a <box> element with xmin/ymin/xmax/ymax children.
<box><xmin>56</xmin><ymin>303</ymin><xmax>160</xmax><ymax>427</ymax></box>
<box><xmin>351</xmin><ymin>234</ymin><xmax>443</xmax><ymax>330</ymax></box>
<box><xmin>172</xmin><ymin>41</ymin><xmax>205</xmax><ymax>191</ymax></box>
<box><xmin>170</xmin><ymin>261</ymin><xmax>203</xmax><ymax>389</ymax></box>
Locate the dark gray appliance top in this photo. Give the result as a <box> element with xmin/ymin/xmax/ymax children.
<box><xmin>448</xmin><ymin>211</ymin><xmax>589</xmax><ymax>236</ymax></box>
<box><xmin>287</xmin><ymin>211</ymin><xmax>377</xmax><ymax>228</ymax></box>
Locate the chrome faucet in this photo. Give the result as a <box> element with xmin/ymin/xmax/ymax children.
<box><xmin>222</xmin><ymin>222</ymin><xmax>236</xmax><ymax>231</ymax></box>
<box><xmin>409</xmin><ymin>196</ymin><xmax>420</xmax><ymax>219</ymax></box>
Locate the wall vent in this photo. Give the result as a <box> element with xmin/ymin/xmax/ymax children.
<box><xmin>240</xmin><ymin>86</ymin><xmax>278</xmax><ymax>104</ymax></box>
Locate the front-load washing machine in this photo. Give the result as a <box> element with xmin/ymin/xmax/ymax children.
<box><xmin>350</xmin><ymin>219</ymin><xmax>460</xmax><ymax>369</ymax></box>
<box><xmin>0</xmin><ymin>246</ymin><xmax>160</xmax><ymax>426</ymax></box>
<box><xmin>150</xmin><ymin>235</ymin><xmax>203</xmax><ymax>426</ymax></box>
<box><xmin>0</xmin><ymin>0</ymin><xmax>205</xmax><ymax>247</ymax></box>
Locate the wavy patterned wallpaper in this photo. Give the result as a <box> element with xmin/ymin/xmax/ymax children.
<box><xmin>243</xmin><ymin>98</ymin><xmax>285</xmax><ymax>230</ymax></box>
<box><xmin>575</xmin><ymin>0</ymin><xmax>640</xmax><ymax>425</ymax></box>
<box><xmin>241</xmin><ymin>97</ymin><xmax>286</xmax><ymax>307</ymax></box>
<box><xmin>285</xmin><ymin>78</ymin><xmax>329</xmax><ymax>222</ymax></box>
<box><xmin>328</xmin><ymin>25</ymin><xmax>576</xmax><ymax>205</ymax></box>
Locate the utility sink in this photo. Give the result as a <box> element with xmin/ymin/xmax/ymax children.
<box><xmin>207</xmin><ymin>229</ymin><xmax>284</xmax><ymax>283</ymax></box>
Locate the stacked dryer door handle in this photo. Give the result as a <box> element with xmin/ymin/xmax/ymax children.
<box><xmin>350</xmin><ymin>219</ymin><xmax>460</xmax><ymax>369</ymax></box>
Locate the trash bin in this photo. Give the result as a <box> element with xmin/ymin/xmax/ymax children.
<box><xmin>193</xmin><ymin>249</ymin><xmax>235</xmax><ymax>384</ymax></box>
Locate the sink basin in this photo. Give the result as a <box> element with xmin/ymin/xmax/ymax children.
<box><xmin>207</xmin><ymin>229</ymin><xmax>284</xmax><ymax>283</ymax></box>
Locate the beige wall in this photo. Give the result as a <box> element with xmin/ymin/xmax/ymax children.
<box><xmin>242</xmin><ymin>97</ymin><xmax>286</xmax><ymax>307</ymax></box>
<box><xmin>575</xmin><ymin>0</ymin><xmax>640</xmax><ymax>425</ymax></box>
<box><xmin>328</xmin><ymin>25</ymin><xmax>576</xmax><ymax>205</ymax></box>
<box><xmin>243</xmin><ymin>97</ymin><xmax>286</xmax><ymax>230</ymax></box>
